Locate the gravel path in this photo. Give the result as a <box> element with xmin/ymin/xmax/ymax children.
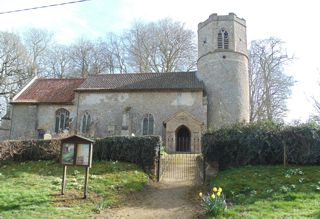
<box><xmin>93</xmin><ymin>180</ymin><xmax>204</xmax><ymax>219</ymax></box>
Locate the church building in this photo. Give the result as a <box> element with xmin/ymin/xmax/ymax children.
<box><xmin>0</xmin><ymin>13</ymin><xmax>250</xmax><ymax>153</ymax></box>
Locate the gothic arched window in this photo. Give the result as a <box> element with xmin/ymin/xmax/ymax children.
<box><xmin>142</xmin><ymin>114</ymin><xmax>154</xmax><ymax>135</ymax></box>
<box><xmin>218</xmin><ymin>29</ymin><xmax>229</xmax><ymax>49</ymax></box>
<box><xmin>55</xmin><ymin>108</ymin><xmax>70</xmax><ymax>133</ymax></box>
<box><xmin>81</xmin><ymin>112</ymin><xmax>91</xmax><ymax>133</ymax></box>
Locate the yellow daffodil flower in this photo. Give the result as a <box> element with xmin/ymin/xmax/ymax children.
<box><xmin>199</xmin><ymin>192</ymin><xmax>203</xmax><ymax>197</ymax></box>
<box><xmin>211</xmin><ymin>194</ymin><xmax>215</xmax><ymax>199</ymax></box>
<box><xmin>213</xmin><ymin>187</ymin><xmax>218</xmax><ymax>192</ymax></box>
<box><xmin>217</xmin><ymin>192</ymin><xmax>221</xmax><ymax>196</ymax></box>
<box><xmin>218</xmin><ymin>187</ymin><xmax>223</xmax><ymax>193</ymax></box>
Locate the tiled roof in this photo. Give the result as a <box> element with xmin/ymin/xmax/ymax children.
<box><xmin>12</xmin><ymin>72</ymin><xmax>203</xmax><ymax>104</ymax></box>
<box><xmin>77</xmin><ymin>72</ymin><xmax>204</xmax><ymax>91</ymax></box>
<box><xmin>13</xmin><ymin>78</ymin><xmax>85</xmax><ymax>104</ymax></box>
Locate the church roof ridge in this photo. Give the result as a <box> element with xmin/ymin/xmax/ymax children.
<box><xmin>88</xmin><ymin>71</ymin><xmax>196</xmax><ymax>76</ymax></box>
<box><xmin>36</xmin><ymin>77</ymin><xmax>84</xmax><ymax>80</ymax></box>
<box><xmin>77</xmin><ymin>71</ymin><xmax>203</xmax><ymax>91</ymax></box>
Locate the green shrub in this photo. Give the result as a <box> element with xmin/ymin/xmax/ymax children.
<box><xmin>0</xmin><ymin>139</ymin><xmax>60</xmax><ymax>162</ymax></box>
<box><xmin>0</xmin><ymin>136</ymin><xmax>161</xmax><ymax>173</ymax></box>
<box><xmin>92</xmin><ymin>136</ymin><xmax>160</xmax><ymax>172</ymax></box>
<box><xmin>280</xmin><ymin>124</ymin><xmax>320</xmax><ymax>164</ymax></box>
<box><xmin>203</xmin><ymin>121</ymin><xmax>320</xmax><ymax>169</ymax></box>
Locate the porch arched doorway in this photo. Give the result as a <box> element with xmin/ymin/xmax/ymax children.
<box><xmin>176</xmin><ymin>125</ymin><xmax>191</xmax><ymax>152</ymax></box>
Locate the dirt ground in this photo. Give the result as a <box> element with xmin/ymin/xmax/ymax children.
<box><xmin>93</xmin><ymin>180</ymin><xmax>205</xmax><ymax>219</ymax></box>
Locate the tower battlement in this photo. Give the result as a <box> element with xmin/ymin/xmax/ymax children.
<box><xmin>198</xmin><ymin>13</ymin><xmax>246</xmax><ymax>30</ymax></box>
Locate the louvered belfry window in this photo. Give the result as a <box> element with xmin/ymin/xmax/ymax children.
<box><xmin>218</xmin><ymin>28</ymin><xmax>229</xmax><ymax>49</ymax></box>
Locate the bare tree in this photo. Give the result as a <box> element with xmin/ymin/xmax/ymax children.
<box><xmin>12</xmin><ymin>18</ymin><xmax>196</xmax><ymax>79</ymax></box>
<box><xmin>312</xmin><ymin>97</ymin><xmax>320</xmax><ymax>116</ymax></box>
<box><xmin>69</xmin><ymin>38</ymin><xmax>95</xmax><ymax>77</ymax></box>
<box><xmin>0</xmin><ymin>32</ymin><xmax>29</xmax><ymax>95</ymax></box>
<box><xmin>124</xmin><ymin>18</ymin><xmax>197</xmax><ymax>73</ymax></box>
<box><xmin>69</xmin><ymin>35</ymin><xmax>129</xmax><ymax>76</ymax></box>
<box><xmin>44</xmin><ymin>44</ymin><xmax>72</xmax><ymax>78</ymax></box>
<box><xmin>124</xmin><ymin>22</ymin><xmax>152</xmax><ymax>72</ymax></box>
<box><xmin>23</xmin><ymin>28</ymin><xmax>53</xmax><ymax>77</ymax></box>
<box><xmin>99</xmin><ymin>33</ymin><xmax>128</xmax><ymax>73</ymax></box>
<box><xmin>310</xmin><ymin>69</ymin><xmax>320</xmax><ymax>119</ymax></box>
<box><xmin>0</xmin><ymin>31</ymin><xmax>30</xmax><ymax>115</ymax></box>
<box><xmin>249</xmin><ymin>38</ymin><xmax>294</xmax><ymax>122</ymax></box>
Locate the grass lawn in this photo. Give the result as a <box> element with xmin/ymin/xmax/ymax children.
<box><xmin>0</xmin><ymin>160</ymin><xmax>148</xmax><ymax>219</ymax></box>
<box><xmin>210</xmin><ymin>165</ymin><xmax>320</xmax><ymax>218</ymax></box>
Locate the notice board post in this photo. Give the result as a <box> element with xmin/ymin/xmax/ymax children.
<box><xmin>60</xmin><ymin>135</ymin><xmax>94</xmax><ymax>199</ymax></box>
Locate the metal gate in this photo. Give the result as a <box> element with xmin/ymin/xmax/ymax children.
<box><xmin>157</xmin><ymin>139</ymin><xmax>205</xmax><ymax>183</ymax></box>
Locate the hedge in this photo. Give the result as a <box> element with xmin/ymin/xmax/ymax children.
<box><xmin>0</xmin><ymin>135</ymin><xmax>160</xmax><ymax>172</ymax></box>
<box><xmin>93</xmin><ymin>136</ymin><xmax>160</xmax><ymax>172</ymax></box>
<box><xmin>0</xmin><ymin>139</ymin><xmax>60</xmax><ymax>162</ymax></box>
<box><xmin>203</xmin><ymin>122</ymin><xmax>320</xmax><ymax>170</ymax></box>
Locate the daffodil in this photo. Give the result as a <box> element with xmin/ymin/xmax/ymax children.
<box><xmin>211</xmin><ymin>194</ymin><xmax>215</xmax><ymax>199</ymax></box>
<box><xmin>213</xmin><ymin>187</ymin><xmax>218</xmax><ymax>192</ymax></box>
<box><xmin>199</xmin><ymin>192</ymin><xmax>203</xmax><ymax>197</ymax></box>
<box><xmin>217</xmin><ymin>191</ymin><xmax>221</xmax><ymax>196</ymax></box>
<box><xmin>218</xmin><ymin>187</ymin><xmax>223</xmax><ymax>193</ymax></box>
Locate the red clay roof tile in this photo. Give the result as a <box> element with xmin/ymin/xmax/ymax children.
<box><xmin>13</xmin><ymin>71</ymin><xmax>204</xmax><ymax>104</ymax></box>
<box><xmin>13</xmin><ymin>78</ymin><xmax>85</xmax><ymax>104</ymax></box>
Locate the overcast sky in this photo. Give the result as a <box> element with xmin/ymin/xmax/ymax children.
<box><xmin>1</xmin><ymin>0</ymin><xmax>319</xmax><ymax>122</ymax></box>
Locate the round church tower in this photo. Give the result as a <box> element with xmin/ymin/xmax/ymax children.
<box><xmin>197</xmin><ymin>13</ymin><xmax>250</xmax><ymax>129</ymax></box>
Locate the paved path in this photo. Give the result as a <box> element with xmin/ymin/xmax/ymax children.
<box><xmin>93</xmin><ymin>154</ymin><xmax>204</xmax><ymax>219</ymax></box>
<box><xmin>94</xmin><ymin>181</ymin><xmax>204</xmax><ymax>219</ymax></box>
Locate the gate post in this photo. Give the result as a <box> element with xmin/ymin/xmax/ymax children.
<box><xmin>202</xmin><ymin>154</ymin><xmax>206</xmax><ymax>184</ymax></box>
<box><xmin>156</xmin><ymin>142</ymin><xmax>161</xmax><ymax>182</ymax></box>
